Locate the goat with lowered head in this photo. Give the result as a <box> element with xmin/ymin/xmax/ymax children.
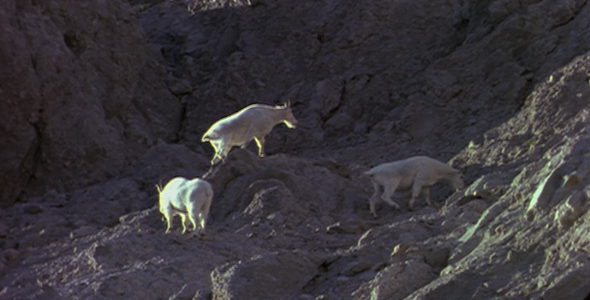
<box><xmin>364</xmin><ymin>156</ymin><xmax>464</xmax><ymax>217</ymax></box>
<box><xmin>202</xmin><ymin>103</ymin><xmax>298</xmax><ymax>165</ymax></box>
<box><xmin>156</xmin><ymin>177</ymin><xmax>213</xmax><ymax>236</ymax></box>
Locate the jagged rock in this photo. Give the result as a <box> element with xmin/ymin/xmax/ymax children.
<box><xmin>70</xmin><ymin>226</ymin><xmax>98</xmax><ymax>240</ymax></box>
<box><xmin>326</xmin><ymin>218</ymin><xmax>366</xmax><ymax>234</ymax></box>
<box><xmin>0</xmin><ymin>0</ymin><xmax>181</xmax><ymax>207</ymax></box>
<box><xmin>352</xmin><ymin>259</ymin><xmax>437</xmax><ymax>300</ymax></box>
<box><xmin>211</xmin><ymin>251</ymin><xmax>317</xmax><ymax>300</ymax></box>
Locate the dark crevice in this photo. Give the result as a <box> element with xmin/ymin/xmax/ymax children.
<box><xmin>177</xmin><ymin>97</ymin><xmax>189</xmax><ymax>143</ymax></box>
<box><xmin>18</xmin><ymin>111</ymin><xmax>45</xmax><ymax>204</ymax></box>
<box><xmin>64</xmin><ymin>31</ymin><xmax>86</xmax><ymax>57</ymax></box>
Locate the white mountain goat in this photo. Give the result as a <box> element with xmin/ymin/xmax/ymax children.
<box><xmin>156</xmin><ymin>177</ymin><xmax>214</xmax><ymax>236</ymax></box>
<box><xmin>364</xmin><ymin>156</ymin><xmax>464</xmax><ymax>217</ymax></box>
<box><xmin>201</xmin><ymin>103</ymin><xmax>298</xmax><ymax>165</ymax></box>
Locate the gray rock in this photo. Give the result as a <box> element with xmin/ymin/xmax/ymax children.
<box><xmin>211</xmin><ymin>251</ymin><xmax>317</xmax><ymax>300</ymax></box>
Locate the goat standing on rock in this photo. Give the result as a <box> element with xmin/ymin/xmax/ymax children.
<box><xmin>202</xmin><ymin>103</ymin><xmax>298</xmax><ymax>165</ymax></box>
<box><xmin>157</xmin><ymin>177</ymin><xmax>213</xmax><ymax>236</ymax></box>
<box><xmin>364</xmin><ymin>156</ymin><xmax>464</xmax><ymax>217</ymax></box>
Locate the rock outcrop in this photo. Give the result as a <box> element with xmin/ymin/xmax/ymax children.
<box><xmin>0</xmin><ymin>0</ymin><xmax>181</xmax><ymax>207</ymax></box>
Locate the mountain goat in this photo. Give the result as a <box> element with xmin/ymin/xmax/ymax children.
<box><xmin>156</xmin><ymin>177</ymin><xmax>214</xmax><ymax>236</ymax></box>
<box><xmin>201</xmin><ymin>103</ymin><xmax>298</xmax><ymax>165</ymax></box>
<box><xmin>364</xmin><ymin>156</ymin><xmax>464</xmax><ymax>217</ymax></box>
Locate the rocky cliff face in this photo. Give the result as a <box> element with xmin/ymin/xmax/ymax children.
<box><xmin>0</xmin><ymin>0</ymin><xmax>181</xmax><ymax>207</ymax></box>
<box><xmin>1</xmin><ymin>0</ymin><xmax>590</xmax><ymax>299</ymax></box>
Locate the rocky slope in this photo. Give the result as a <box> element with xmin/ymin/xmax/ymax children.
<box><xmin>1</xmin><ymin>0</ymin><xmax>590</xmax><ymax>299</ymax></box>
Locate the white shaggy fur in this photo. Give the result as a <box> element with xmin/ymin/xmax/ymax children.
<box><xmin>364</xmin><ymin>156</ymin><xmax>464</xmax><ymax>217</ymax></box>
<box><xmin>156</xmin><ymin>177</ymin><xmax>213</xmax><ymax>235</ymax></box>
<box><xmin>202</xmin><ymin>103</ymin><xmax>298</xmax><ymax>165</ymax></box>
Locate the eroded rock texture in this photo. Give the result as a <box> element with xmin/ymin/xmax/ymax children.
<box><xmin>0</xmin><ymin>0</ymin><xmax>181</xmax><ymax>206</ymax></box>
<box><xmin>2</xmin><ymin>0</ymin><xmax>590</xmax><ymax>299</ymax></box>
